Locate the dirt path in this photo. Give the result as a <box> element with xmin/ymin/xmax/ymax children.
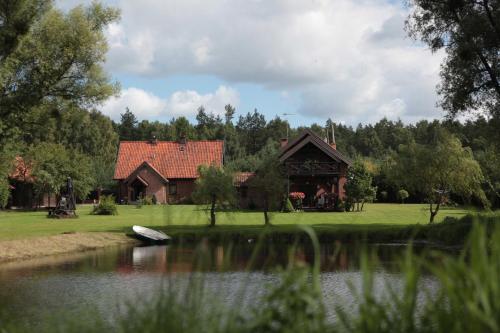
<box><xmin>0</xmin><ymin>232</ymin><xmax>138</xmax><ymax>263</ymax></box>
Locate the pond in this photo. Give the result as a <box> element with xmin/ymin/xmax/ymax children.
<box><xmin>0</xmin><ymin>242</ymin><xmax>442</xmax><ymax>330</ymax></box>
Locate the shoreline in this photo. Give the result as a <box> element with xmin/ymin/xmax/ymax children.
<box><xmin>0</xmin><ymin>232</ymin><xmax>139</xmax><ymax>264</ymax></box>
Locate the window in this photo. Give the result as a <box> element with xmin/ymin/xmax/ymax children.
<box><xmin>169</xmin><ymin>182</ymin><xmax>177</xmax><ymax>195</ymax></box>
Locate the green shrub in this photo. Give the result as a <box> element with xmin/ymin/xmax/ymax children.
<box><xmin>379</xmin><ymin>190</ymin><xmax>388</xmax><ymax>202</ymax></box>
<box><xmin>0</xmin><ymin>178</ymin><xmax>10</xmax><ymax>209</ymax></box>
<box><xmin>335</xmin><ymin>198</ymin><xmax>345</xmax><ymax>212</ymax></box>
<box><xmin>91</xmin><ymin>195</ymin><xmax>118</xmax><ymax>215</ymax></box>
<box><xmin>136</xmin><ymin>195</ymin><xmax>153</xmax><ymax>208</ymax></box>
<box><xmin>142</xmin><ymin>195</ymin><xmax>153</xmax><ymax>205</ymax></box>
<box><xmin>398</xmin><ymin>189</ymin><xmax>409</xmax><ymax>203</ymax></box>
<box><xmin>152</xmin><ymin>194</ymin><xmax>157</xmax><ymax>205</ymax></box>
<box><xmin>282</xmin><ymin>198</ymin><xmax>295</xmax><ymax>213</ymax></box>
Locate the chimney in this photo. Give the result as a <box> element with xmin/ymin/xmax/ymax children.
<box><xmin>330</xmin><ymin>123</ymin><xmax>337</xmax><ymax>150</ymax></box>
<box><xmin>280</xmin><ymin>138</ymin><xmax>288</xmax><ymax>147</ymax></box>
<box><xmin>178</xmin><ymin>135</ymin><xmax>187</xmax><ymax>145</ymax></box>
<box><xmin>149</xmin><ymin>136</ymin><xmax>158</xmax><ymax>145</ymax></box>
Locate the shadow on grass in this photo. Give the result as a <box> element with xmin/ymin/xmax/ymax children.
<box><xmin>103</xmin><ymin>211</ymin><xmax>500</xmax><ymax>247</ymax></box>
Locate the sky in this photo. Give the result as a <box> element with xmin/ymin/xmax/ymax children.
<box><xmin>57</xmin><ymin>0</ymin><xmax>446</xmax><ymax>127</ymax></box>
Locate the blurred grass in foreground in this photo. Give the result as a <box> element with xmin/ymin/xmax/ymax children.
<box><xmin>1</xmin><ymin>216</ymin><xmax>499</xmax><ymax>333</ymax></box>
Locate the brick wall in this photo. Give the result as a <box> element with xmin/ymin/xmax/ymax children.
<box><xmin>167</xmin><ymin>179</ymin><xmax>196</xmax><ymax>204</ymax></box>
<box><xmin>118</xmin><ymin>167</ymin><xmax>168</xmax><ymax>204</ymax></box>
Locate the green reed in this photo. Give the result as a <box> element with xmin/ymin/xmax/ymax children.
<box><xmin>1</xmin><ymin>218</ymin><xmax>499</xmax><ymax>333</ymax></box>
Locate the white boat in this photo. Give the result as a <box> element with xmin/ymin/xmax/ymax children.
<box><xmin>132</xmin><ymin>225</ymin><xmax>171</xmax><ymax>243</ymax></box>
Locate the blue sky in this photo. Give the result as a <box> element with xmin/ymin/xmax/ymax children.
<box><xmin>60</xmin><ymin>0</ymin><xmax>445</xmax><ymax>127</ymax></box>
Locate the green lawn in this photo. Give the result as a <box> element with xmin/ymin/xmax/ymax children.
<box><xmin>0</xmin><ymin>204</ymin><xmax>475</xmax><ymax>241</ymax></box>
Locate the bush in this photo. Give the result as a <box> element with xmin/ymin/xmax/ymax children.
<box><xmin>152</xmin><ymin>194</ymin><xmax>157</xmax><ymax>205</ymax></box>
<box><xmin>91</xmin><ymin>195</ymin><xmax>118</xmax><ymax>215</ymax></box>
<box><xmin>0</xmin><ymin>179</ymin><xmax>10</xmax><ymax>209</ymax></box>
<box><xmin>398</xmin><ymin>189</ymin><xmax>409</xmax><ymax>203</ymax></box>
<box><xmin>282</xmin><ymin>198</ymin><xmax>295</xmax><ymax>213</ymax></box>
<box><xmin>335</xmin><ymin>198</ymin><xmax>345</xmax><ymax>212</ymax></box>
<box><xmin>142</xmin><ymin>195</ymin><xmax>154</xmax><ymax>205</ymax></box>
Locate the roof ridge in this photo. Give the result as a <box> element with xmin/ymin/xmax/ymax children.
<box><xmin>119</xmin><ymin>140</ymin><xmax>224</xmax><ymax>143</ymax></box>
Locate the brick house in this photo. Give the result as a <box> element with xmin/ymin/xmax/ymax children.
<box><xmin>113</xmin><ymin>138</ymin><xmax>224</xmax><ymax>204</ymax></box>
<box><xmin>235</xmin><ymin>129</ymin><xmax>352</xmax><ymax>209</ymax></box>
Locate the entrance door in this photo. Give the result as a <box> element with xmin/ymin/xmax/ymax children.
<box><xmin>130</xmin><ymin>179</ymin><xmax>146</xmax><ymax>201</ymax></box>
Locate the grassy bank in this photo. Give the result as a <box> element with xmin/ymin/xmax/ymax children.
<box><xmin>0</xmin><ymin>204</ymin><xmax>474</xmax><ymax>241</ymax></box>
<box><xmin>0</xmin><ymin>232</ymin><xmax>137</xmax><ymax>263</ymax></box>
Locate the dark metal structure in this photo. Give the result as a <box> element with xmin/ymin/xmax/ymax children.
<box><xmin>48</xmin><ymin>177</ymin><xmax>77</xmax><ymax>218</ymax></box>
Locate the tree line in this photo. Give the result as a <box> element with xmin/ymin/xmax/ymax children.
<box><xmin>115</xmin><ymin>106</ymin><xmax>500</xmax><ymax>210</ymax></box>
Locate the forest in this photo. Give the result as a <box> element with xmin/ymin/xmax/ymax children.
<box><xmin>1</xmin><ymin>0</ymin><xmax>499</xmax><ymax>211</ymax></box>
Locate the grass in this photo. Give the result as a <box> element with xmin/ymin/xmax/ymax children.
<box><xmin>0</xmin><ymin>203</ymin><xmax>476</xmax><ymax>242</ymax></box>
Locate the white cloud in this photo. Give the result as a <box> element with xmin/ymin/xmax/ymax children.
<box><xmin>63</xmin><ymin>0</ymin><xmax>445</xmax><ymax>124</ymax></box>
<box><xmin>101</xmin><ymin>86</ymin><xmax>240</xmax><ymax>120</ymax></box>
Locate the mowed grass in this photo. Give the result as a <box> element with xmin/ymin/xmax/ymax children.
<box><xmin>0</xmin><ymin>204</ymin><xmax>475</xmax><ymax>241</ymax></box>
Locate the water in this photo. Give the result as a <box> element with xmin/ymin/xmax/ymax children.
<box><xmin>0</xmin><ymin>242</ymin><xmax>440</xmax><ymax>329</ymax></box>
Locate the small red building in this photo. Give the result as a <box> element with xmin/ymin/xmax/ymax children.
<box><xmin>113</xmin><ymin>138</ymin><xmax>224</xmax><ymax>204</ymax></box>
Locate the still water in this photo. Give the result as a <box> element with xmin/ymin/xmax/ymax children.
<box><xmin>0</xmin><ymin>242</ymin><xmax>440</xmax><ymax>329</ymax></box>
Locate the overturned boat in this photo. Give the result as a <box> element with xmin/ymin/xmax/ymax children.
<box><xmin>132</xmin><ymin>225</ymin><xmax>171</xmax><ymax>244</ymax></box>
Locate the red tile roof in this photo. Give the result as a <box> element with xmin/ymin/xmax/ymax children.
<box><xmin>114</xmin><ymin>140</ymin><xmax>224</xmax><ymax>180</ymax></box>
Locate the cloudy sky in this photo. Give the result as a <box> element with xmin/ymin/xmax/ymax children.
<box><xmin>58</xmin><ymin>0</ymin><xmax>445</xmax><ymax>126</ymax></box>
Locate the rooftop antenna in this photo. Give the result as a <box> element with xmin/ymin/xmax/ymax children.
<box><xmin>282</xmin><ymin>113</ymin><xmax>296</xmax><ymax>139</ymax></box>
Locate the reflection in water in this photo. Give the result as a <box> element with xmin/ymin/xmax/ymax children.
<box><xmin>0</xmin><ymin>242</ymin><xmax>440</xmax><ymax>329</ymax></box>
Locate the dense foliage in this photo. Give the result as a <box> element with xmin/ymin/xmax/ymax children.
<box><xmin>407</xmin><ymin>0</ymin><xmax>500</xmax><ymax>118</ymax></box>
<box><xmin>0</xmin><ymin>0</ymin><xmax>119</xmax><ymax>203</ymax></box>
<box><xmin>91</xmin><ymin>195</ymin><xmax>117</xmax><ymax>215</ymax></box>
<box><xmin>391</xmin><ymin>130</ymin><xmax>488</xmax><ymax>222</ymax></box>
<box><xmin>345</xmin><ymin>160</ymin><xmax>377</xmax><ymax>212</ymax></box>
<box><xmin>192</xmin><ymin>165</ymin><xmax>235</xmax><ymax>226</ymax></box>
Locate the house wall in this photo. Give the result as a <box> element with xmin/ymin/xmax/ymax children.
<box><xmin>167</xmin><ymin>179</ymin><xmax>196</xmax><ymax>204</ymax></box>
<box><xmin>338</xmin><ymin>164</ymin><xmax>348</xmax><ymax>200</ymax></box>
<box><xmin>8</xmin><ymin>181</ymin><xmax>50</xmax><ymax>208</ymax></box>
<box><xmin>118</xmin><ymin>167</ymin><xmax>167</xmax><ymax>204</ymax></box>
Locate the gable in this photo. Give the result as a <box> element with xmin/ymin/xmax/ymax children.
<box><xmin>124</xmin><ymin>161</ymin><xmax>168</xmax><ymax>184</ymax></box>
<box><xmin>114</xmin><ymin>140</ymin><xmax>224</xmax><ymax>180</ymax></box>
<box><xmin>279</xmin><ymin>129</ymin><xmax>352</xmax><ymax>165</ymax></box>
<box><xmin>283</xmin><ymin>142</ymin><xmax>334</xmax><ymax>163</ymax></box>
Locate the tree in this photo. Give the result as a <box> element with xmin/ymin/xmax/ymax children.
<box><xmin>0</xmin><ymin>144</ymin><xmax>16</xmax><ymax>208</ymax></box>
<box><xmin>407</xmin><ymin>0</ymin><xmax>500</xmax><ymax>117</ymax></box>
<box><xmin>236</xmin><ymin>109</ymin><xmax>267</xmax><ymax>155</ymax></box>
<box><xmin>171</xmin><ymin>116</ymin><xmax>195</xmax><ymax>140</ymax></box>
<box><xmin>392</xmin><ymin>131</ymin><xmax>488</xmax><ymax>223</ymax></box>
<box><xmin>0</xmin><ymin>2</ymin><xmax>119</xmax><ymax>137</ymax></box>
<box><xmin>344</xmin><ymin>160</ymin><xmax>377</xmax><ymax>212</ymax></box>
<box><xmin>26</xmin><ymin>143</ymin><xmax>94</xmax><ymax>207</ymax></box>
<box><xmin>224</xmin><ymin>104</ymin><xmax>236</xmax><ymax>125</ymax></box>
<box><xmin>398</xmin><ymin>189</ymin><xmax>410</xmax><ymax>204</ymax></box>
<box><xmin>192</xmin><ymin>165</ymin><xmax>235</xmax><ymax>226</ymax></box>
<box><xmin>118</xmin><ymin>108</ymin><xmax>139</xmax><ymax>140</ymax></box>
<box><xmin>250</xmin><ymin>142</ymin><xmax>286</xmax><ymax>225</ymax></box>
<box><xmin>195</xmin><ymin>106</ymin><xmax>224</xmax><ymax>140</ymax></box>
